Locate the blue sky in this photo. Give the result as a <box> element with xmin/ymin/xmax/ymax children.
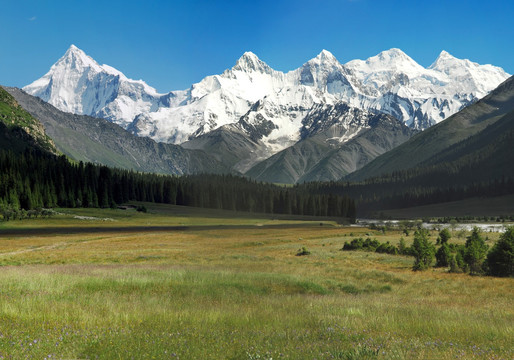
<box><xmin>1</xmin><ymin>0</ymin><xmax>513</xmax><ymax>92</ymax></box>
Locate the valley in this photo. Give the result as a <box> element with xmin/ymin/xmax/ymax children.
<box><xmin>1</xmin><ymin>2</ymin><xmax>513</xmax><ymax>359</ymax></box>
<box><xmin>0</xmin><ymin>204</ymin><xmax>512</xmax><ymax>359</ymax></box>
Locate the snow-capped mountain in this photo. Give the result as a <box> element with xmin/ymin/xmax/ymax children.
<box><xmin>23</xmin><ymin>45</ymin><xmax>187</xmax><ymax>129</ymax></box>
<box><xmin>344</xmin><ymin>48</ymin><xmax>509</xmax><ymax>128</ymax></box>
<box><xmin>24</xmin><ymin>45</ymin><xmax>509</xmax><ymax>150</ymax></box>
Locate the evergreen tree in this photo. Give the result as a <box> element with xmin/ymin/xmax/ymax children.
<box><xmin>411</xmin><ymin>229</ymin><xmax>435</xmax><ymax>271</ymax></box>
<box><xmin>455</xmin><ymin>246</ymin><xmax>468</xmax><ymax>273</ymax></box>
<box><xmin>435</xmin><ymin>243</ymin><xmax>452</xmax><ymax>268</ymax></box>
<box><xmin>486</xmin><ymin>227</ymin><xmax>514</xmax><ymax>277</ymax></box>
<box><xmin>439</xmin><ymin>228</ymin><xmax>452</xmax><ymax>245</ymax></box>
<box><xmin>464</xmin><ymin>227</ymin><xmax>489</xmax><ymax>275</ymax></box>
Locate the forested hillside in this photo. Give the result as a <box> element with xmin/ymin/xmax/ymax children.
<box><xmin>0</xmin><ymin>149</ymin><xmax>356</xmax><ymax>221</ymax></box>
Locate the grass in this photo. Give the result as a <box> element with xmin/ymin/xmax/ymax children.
<box><xmin>0</xmin><ymin>203</ymin><xmax>512</xmax><ymax>359</ymax></box>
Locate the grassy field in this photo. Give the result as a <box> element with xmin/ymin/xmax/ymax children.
<box><xmin>0</xmin><ymin>204</ymin><xmax>512</xmax><ymax>359</ymax></box>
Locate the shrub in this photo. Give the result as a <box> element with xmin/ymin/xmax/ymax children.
<box><xmin>342</xmin><ymin>237</ymin><xmax>380</xmax><ymax>251</ymax></box>
<box><xmin>449</xmin><ymin>255</ymin><xmax>461</xmax><ymax>273</ymax></box>
<box><xmin>342</xmin><ymin>237</ymin><xmax>364</xmax><ymax>251</ymax></box>
<box><xmin>363</xmin><ymin>237</ymin><xmax>380</xmax><ymax>251</ymax></box>
<box><xmin>296</xmin><ymin>247</ymin><xmax>311</xmax><ymax>256</ymax></box>
<box><xmin>486</xmin><ymin>227</ymin><xmax>514</xmax><ymax>277</ymax></box>
<box><xmin>398</xmin><ymin>237</ymin><xmax>407</xmax><ymax>254</ymax></box>
<box><xmin>376</xmin><ymin>242</ymin><xmax>398</xmax><ymax>255</ymax></box>
<box><xmin>455</xmin><ymin>247</ymin><xmax>468</xmax><ymax>273</ymax></box>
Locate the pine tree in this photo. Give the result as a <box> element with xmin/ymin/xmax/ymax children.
<box><xmin>464</xmin><ymin>227</ymin><xmax>489</xmax><ymax>275</ymax></box>
<box><xmin>438</xmin><ymin>228</ymin><xmax>451</xmax><ymax>245</ymax></box>
<box><xmin>486</xmin><ymin>226</ymin><xmax>513</xmax><ymax>277</ymax></box>
<box><xmin>435</xmin><ymin>243</ymin><xmax>452</xmax><ymax>268</ymax></box>
<box><xmin>412</xmin><ymin>229</ymin><xmax>435</xmax><ymax>271</ymax></box>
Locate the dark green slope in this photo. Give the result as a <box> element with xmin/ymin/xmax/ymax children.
<box><xmin>4</xmin><ymin>87</ymin><xmax>230</xmax><ymax>175</ymax></box>
<box><xmin>418</xmin><ymin>108</ymin><xmax>514</xmax><ymax>181</ymax></box>
<box><xmin>0</xmin><ymin>87</ymin><xmax>57</xmax><ymax>154</ymax></box>
<box><xmin>346</xmin><ymin>75</ymin><xmax>514</xmax><ymax>181</ymax></box>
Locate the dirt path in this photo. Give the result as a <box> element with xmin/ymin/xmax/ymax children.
<box><xmin>0</xmin><ymin>241</ymin><xmax>70</xmax><ymax>257</ymax></box>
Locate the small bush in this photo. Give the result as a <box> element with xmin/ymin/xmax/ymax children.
<box><xmin>439</xmin><ymin>228</ymin><xmax>452</xmax><ymax>245</ymax></box>
<box><xmin>363</xmin><ymin>237</ymin><xmax>380</xmax><ymax>251</ymax></box>
<box><xmin>341</xmin><ymin>237</ymin><xmax>381</xmax><ymax>252</ymax></box>
<box><xmin>455</xmin><ymin>247</ymin><xmax>468</xmax><ymax>273</ymax></box>
<box><xmin>397</xmin><ymin>237</ymin><xmax>412</xmax><ymax>255</ymax></box>
<box><xmin>376</xmin><ymin>241</ymin><xmax>398</xmax><ymax>255</ymax></box>
<box><xmin>296</xmin><ymin>247</ymin><xmax>311</xmax><ymax>256</ymax></box>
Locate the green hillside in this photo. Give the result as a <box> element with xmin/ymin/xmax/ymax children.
<box><xmin>0</xmin><ymin>87</ymin><xmax>57</xmax><ymax>153</ymax></box>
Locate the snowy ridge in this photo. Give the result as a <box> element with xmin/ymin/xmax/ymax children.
<box><xmin>24</xmin><ymin>45</ymin><xmax>510</xmax><ymax>149</ymax></box>
<box><xmin>24</xmin><ymin>45</ymin><xmax>181</xmax><ymax>129</ymax></box>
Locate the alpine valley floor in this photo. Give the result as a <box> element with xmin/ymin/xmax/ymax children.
<box><xmin>0</xmin><ymin>204</ymin><xmax>512</xmax><ymax>359</ymax></box>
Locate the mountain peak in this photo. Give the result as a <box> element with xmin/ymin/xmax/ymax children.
<box><xmin>316</xmin><ymin>49</ymin><xmax>337</xmax><ymax>61</ymax></box>
<box><xmin>428</xmin><ymin>50</ymin><xmax>461</xmax><ymax>70</ymax></box>
<box><xmin>306</xmin><ymin>49</ymin><xmax>339</xmax><ymax>66</ymax></box>
<box><xmin>241</xmin><ymin>51</ymin><xmax>259</xmax><ymax>60</ymax></box>
<box><xmin>68</xmin><ymin>44</ymin><xmax>80</xmax><ymax>52</ymax></box>
<box><xmin>57</xmin><ymin>44</ymin><xmax>102</xmax><ymax>72</ymax></box>
<box><xmin>360</xmin><ymin>48</ymin><xmax>423</xmax><ymax>73</ymax></box>
<box><xmin>233</xmin><ymin>51</ymin><xmax>271</xmax><ymax>73</ymax></box>
<box><xmin>438</xmin><ymin>50</ymin><xmax>455</xmax><ymax>59</ymax></box>
<box><xmin>376</xmin><ymin>48</ymin><xmax>414</xmax><ymax>63</ymax></box>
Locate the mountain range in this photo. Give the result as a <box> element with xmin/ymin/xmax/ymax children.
<box><xmin>20</xmin><ymin>46</ymin><xmax>511</xmax><ymax>182</ymax></box>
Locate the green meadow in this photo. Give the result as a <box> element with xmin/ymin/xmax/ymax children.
<box><xmin>0</xmin><ymin>204</ymin><xmax>512</xmax><ymax>359</ymax></box>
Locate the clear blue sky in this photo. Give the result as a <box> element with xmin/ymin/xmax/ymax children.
<box><xmin>1</xmin><ymin>0</ymin><xmax>512</xmax><ymax>92</ymax></box>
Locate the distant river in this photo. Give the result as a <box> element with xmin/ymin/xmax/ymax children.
<box><xmin>355</xmin><ymin>219</ymin><xmax>510</xmax><ymax>233</ymax></box>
